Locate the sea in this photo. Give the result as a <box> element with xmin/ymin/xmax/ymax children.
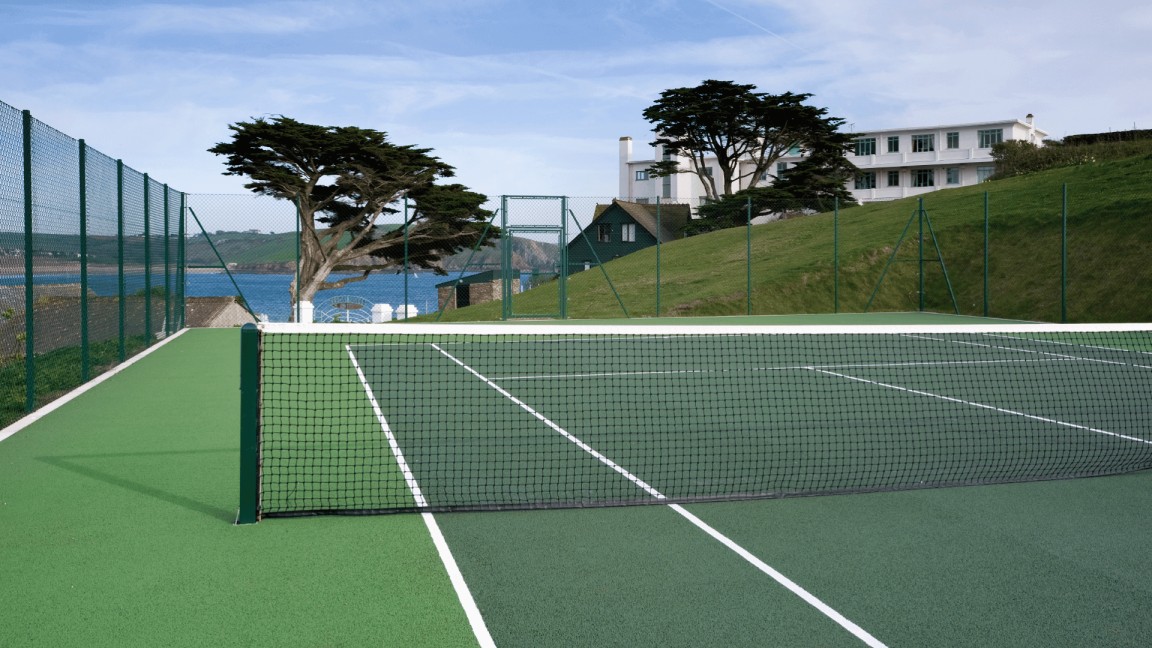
<box><xmin>1</xmin><ymin>271</ymin><xmax>465</xmax><ymax>322</ymax></box>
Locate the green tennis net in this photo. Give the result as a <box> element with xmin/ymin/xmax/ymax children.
<box><xmin>238</xmin><ymin>322</ymin><xmax>1152</xmax><ymax>520</ymax></box>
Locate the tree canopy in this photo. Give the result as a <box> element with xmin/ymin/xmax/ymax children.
<box><xmin>209</xmin><ymin>116</ymin><xmax>495</xmax><ymax>313</ymax></box>
<box><xmin>642</xmin><ymin>80</ymin><xmax>855</xmax><ymax>201</ymax></box>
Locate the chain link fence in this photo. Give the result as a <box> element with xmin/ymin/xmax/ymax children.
<box><xmin>1</xmin><ymin>101</ymin><xmax>185</xmax><ymax>427</ymax></box>
<box><xmin>177</xmin><ymin>184</ymin><xmax>1152</xmax><ymax>326</ymax></box>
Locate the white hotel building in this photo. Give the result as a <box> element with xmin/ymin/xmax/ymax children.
<box><xmin>619</xmin><ymin>116</ymin><xmax>1048</xmax><ymax>206</ymax></box>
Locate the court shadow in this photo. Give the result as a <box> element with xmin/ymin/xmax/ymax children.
<box><xmin>37</xmin><ymin>448</ymin><xmax>237</xmax><ymax>523</ymax></box>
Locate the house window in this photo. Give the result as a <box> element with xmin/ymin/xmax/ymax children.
<box><xmin>887</xmin><ymin>170</ymin><xmax>900</xmax><ymax>187</ymax></box>
<box><xmin>977</xmin><ymin>166</ymin><xmax>995</xmax><ymax>182</ymax></box>
<box><xmin>946</xmin><ymin>132</ymin><xmax>960</xmax><ymax>149</ymax></box>
<box><xmin>622</xmin><ymin>223</ymin><xmax>636</xmax><ymax>243</ymax></box>
<box><xmin>913</xmin><ymin>169</ymin><xmax>935</xmax><ymax>187</ymax></box>
<box><xmin>912</xmin><ymin>134</ymin><xmax>935</xmax><ymax>152</ymax></box>
<box><xmin>854</xmin><ymin>172</ymin><xmax>877</xmax><ymax>190</ymax></box>
<box><xmin>635</xmin><ymin>170</ymin><xmax>649</xmax><ymax>181</ymax></box>
<box><xmin>887</xmin><ymin>136</ymin><xmax>900</xmax><ymax>153</ymax></box>
<box><xmin>978</xmin><ymin>129</ymin><xmax>1004</xmax><ymax>148</ymax></box>
<box><xmin>597</xmin><ymin>223</ymin><xmax>612</xmax><ymax>242</ymax></box>
<box><xmin>776</xmin><ymin>162</ymin><xmax>788</xmax><ymax>180</ymax></box>
<box><xmin>946</xmin><ymin>167</ymin><xmax>961</xmax><ymax>184</ymax></box>
<box><xmin>854</xmin><ymin>137</ymin><xmax>876</xmax><ymax>156</ymax></box>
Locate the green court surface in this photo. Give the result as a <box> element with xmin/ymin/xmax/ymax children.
<box><xmin>3</xmin><ymin>325</ymin><xmax>1152</xmax><ymax>647</ymax></box>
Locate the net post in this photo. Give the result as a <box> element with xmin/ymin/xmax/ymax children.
<box><xmin>237</xmin><ymin>323</ymin><xmax>260</xmax><ymax>524</ymax></box>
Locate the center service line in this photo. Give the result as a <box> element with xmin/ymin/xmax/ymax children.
<box><xmin>432</xmin><ymin>343</ymin><xmax>889</xmax><ymax>648</ymax></box>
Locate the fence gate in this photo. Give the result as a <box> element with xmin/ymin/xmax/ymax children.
<box><xmin>500</xmin><ymin>196</ymin><xmax>568</xmax><ymax>320</ymax></box>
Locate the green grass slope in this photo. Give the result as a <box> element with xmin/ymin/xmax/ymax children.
<box><xmin>432</xmin><ymin>153</ymin><xmax>1152</xmax><ymax>323</ymax></box>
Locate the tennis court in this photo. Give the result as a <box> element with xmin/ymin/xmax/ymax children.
<box><xmin>4</xmin><ymin>316</ymin><xmax>1152</xmax><ymax>646</ymax></box>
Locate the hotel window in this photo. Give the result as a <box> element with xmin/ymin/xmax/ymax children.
<box><xmin>946</xmin><ymin>132</ymin><xmax>960</xmax><ymax>149</ymax></box>
<box><xmin>913</xmin><ymin>169</ymin><xmax>935</xmax><ymax>187</ymax></box>
<box><xmin>977</xmin><ymin>165</ymin><xmax>995</xmax><ymax>182</ymax></box>
<box><xmin>622</xmin><ymin>223</ymin><xmax>636</xmax><ymax>242</ymax></box>
<box><xmin>912</xmin><ymin>134</ymin><xmax>935</xmax><ymax>152</ymax></box>
<box><xmin>854</xmin><ymin>137</ymin><xmax>877</xmax><ymax>156</ymax></box>
<box><xmin>887</xmin><ymin>170</ymin><xmax>900</xmax><ymax>187</ymax></box>
<box><xmin>978</xmin><ymin>129</ymin><xmax>1004</xmax><ymax>148</ymax></box>
<box><xmin>946</xmin><ymin>167</ymin><xmax>960</xmax><ymax>184</ymax></box>
<box><xmin>597</xmin><ymin>223</ymin><xmax>612</xmax><ymax>242</ymax></box>
<box><xmin>854</xmin><ymin>172</ymin><xmax>877</xmax><ymax>190</ymax></box>
<box><xmin>887</xmin><ymin>136</ymin><xmax>900</xmax><ymax>153</ymax></box>
<box><xmin>635</xmin><ymin>170</ymin><xmax>649</xmax><ymax>181</ymax></box>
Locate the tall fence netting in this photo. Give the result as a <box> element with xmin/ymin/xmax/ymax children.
<box><xmin>1</xmin><ymin>101</ymin><xmax>185</xmax><ymax>428</ymax></box>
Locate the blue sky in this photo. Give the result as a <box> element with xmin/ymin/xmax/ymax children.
<box><xmin>3</xmin><ymin>0</ymin><xmax>1150</xmax><ymax>200</ymax></box>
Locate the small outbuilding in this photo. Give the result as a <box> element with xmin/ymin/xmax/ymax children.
<box><xmin>436</xmin><ymin>270</ymin><xmax>519</xmax><ymax>311</ymax></box>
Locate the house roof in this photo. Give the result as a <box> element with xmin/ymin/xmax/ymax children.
<box><xmin>591</xmin><ymin>199</ymin><xmax>691</xmax><ymax>242</ymax></box>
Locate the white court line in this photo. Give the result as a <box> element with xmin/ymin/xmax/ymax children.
<box><xmin>904</xmin><ymin>333</ymin><xmax>1148</xmax><ymax>369</ymax></box>
<box><xmin>493</xmin><ymin>357</ymin><xmax>1072</xmax><ymax>382</ymax></box>
<box><xmin>431</xmin><ymin>343</ymin><xmax>889</xmax><ymax>648</ymax></box>
<box><xmin>346</xmin><ymin>346</ymin><xmax>496</xmax><ymax>648</ymax></box>
<box><xmin>979</xmin><ymin>333</ymin><xmax>1152</xmax><ymax>367</ymax></box>
<box><xmin>807</xmin><ymin>368</ymin><xmax>1152</xmax><ymax>447</ymax></box>
<box><xmin>0</xmin><ymin>329</ymin><xmax>188</xmax><ymax>444</ymax></box>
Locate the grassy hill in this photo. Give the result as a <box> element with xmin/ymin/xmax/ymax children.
<box><xmin>431</xmin><ymin>152</ymin><xmax>1152</xmax><ymax>323</ymax></box>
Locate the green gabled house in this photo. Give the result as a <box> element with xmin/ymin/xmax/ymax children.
<box><xmin>566</xmin><ymin>200</ymin><xmax>691</xmax><ymax>275</ymax></box>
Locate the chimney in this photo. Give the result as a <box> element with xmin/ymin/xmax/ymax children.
<box><xmin>619</xmin><ymin>137</ymin><xmax>633</xmax><ymax>199</ymax></box>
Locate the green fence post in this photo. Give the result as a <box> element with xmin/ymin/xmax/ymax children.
<box><xmin>560</xmin><ymin>196</ymin><xmax>569</xmax><ymax>320</ymax></box>
<box><xmin>655</xmin><ymin>196</ymin><xmax>661</xmax><ymax>317</ymax></box>
<box><xmin>143</xmin><ymin>174</ymin><xmax>152</xmax><ymax>344</ymax></box>
<box><xmin>403</xmin><ymin>196</ymin><xmax>410</xmax><ymax>312</ymax></box>
<box><xmin>21</xmin><ymin>110</ymin><xmax>34</xmax><ymax>412</ymax></box>
<box><xmin>237</xmin><ymin>323</ymin><xmax>260</xmax><ymax>524</ymax></box>
<box><xmin>178</xmin><ymin>193</ymin><xmax>187</xmax><ymax>329</ymax></box>
<box><xmin>983</xmin><ymin>192</ymin><xmax>989</xmax><ymax>318</ymax></box>
<box><xmin>500</xmin><ymin>196</ymin><xmax>510</xmax><ymax>321</ymax></box>
<box><xmin>293</xmin><ymin>195</ymin><xmax>301</xmax><ymax>323</ymax></box>
<box><xmin>746</xmin><ymin>196</ymin><xmax>752</xmax><ymax>315</ymax></box>
<box><xmin>116</xmin><ymin>160</ymin><xmax>126</xmax><ymax>362</ymax></box>
<box><xmin>917</xmin><ymin>198</ymin><xmax>925</xmax><ymax>312</ymax></box>
<box><xmin>1061</xmin><ymin>184</ymin><xmax>1068</xmax><ymax>323</ymax></box>
<box><xmin>79</xmin><ymin>140</ymin><xmax>89</xmax><ymax>381</ymax></box>
<box><xmin>833</xmin><ymin>197</ymin><xmax>839</xmax><ymax>314</ymax></box>
<box><xmin>163</xmin><ymin>185</ymin><xmax>171</xmax><ymax>336</ymax></box>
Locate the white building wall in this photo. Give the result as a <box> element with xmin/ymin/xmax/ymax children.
<box><xmin>619</xmin><ymin>117</ymin><xmax>1048</xmax><ymax>206</ymax></box>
